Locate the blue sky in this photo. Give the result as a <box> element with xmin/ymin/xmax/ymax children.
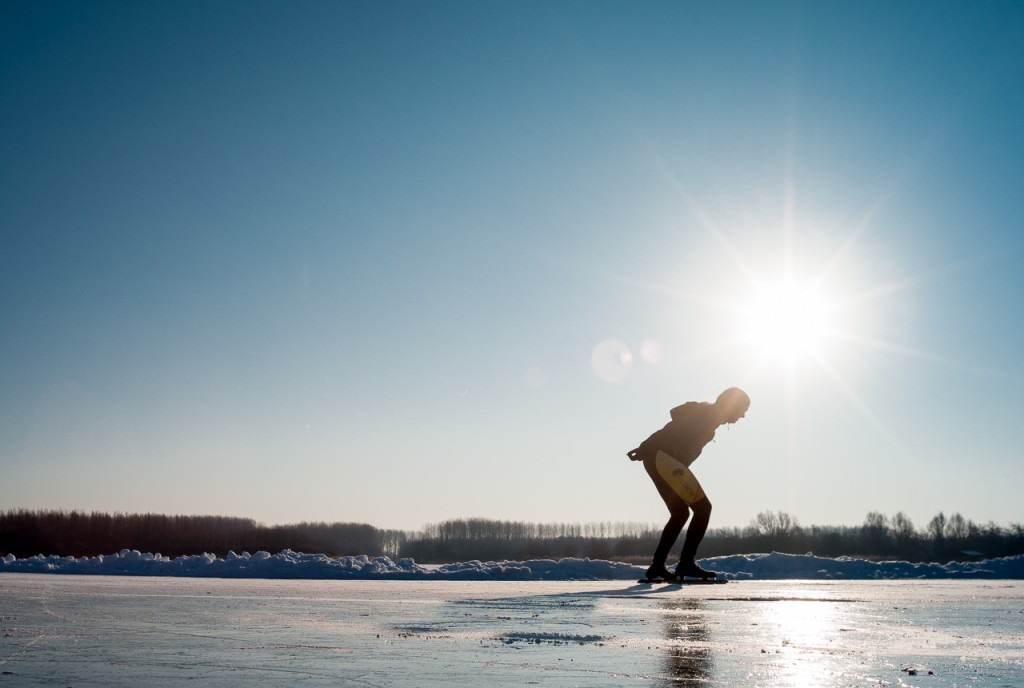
<box><xmin>2</xmin><ymin>1</ymin><xmax>1023</xmax><ymax>533</ymax></box>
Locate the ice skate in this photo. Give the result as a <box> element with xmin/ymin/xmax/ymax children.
<box><xmin>638</xmin><ymin>564</ymin><xmax>680</xmax><ymax>584</ymax></box>
<box><xmin>676</xmin><ymin>559</ymin><xmax>717</xmax><ymax>580</ymax></box>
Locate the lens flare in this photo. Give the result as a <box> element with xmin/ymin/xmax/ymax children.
<box><xmin>640</xmin><ymin>338</ymin><xmax>665</xmax><ymax>364</ymax></box>
<box><xmin>591</xmin><ymin>339</ymin><xmax>633</xmax><ymax>383</ymax></box>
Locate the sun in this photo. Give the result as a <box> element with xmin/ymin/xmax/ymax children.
<box><xmin>736</xmin><ymin>275</ymin><xmax>836</xmax><ymax>363</ymax></box>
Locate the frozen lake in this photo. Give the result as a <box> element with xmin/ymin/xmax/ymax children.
<box><xmin>1</xmin><ymin>574</ymin><xmax>1022</xmax><ymax>687</ymax></box>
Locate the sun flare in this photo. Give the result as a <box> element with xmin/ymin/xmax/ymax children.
<box><xmin>737</xmin><ymin>276</ymin><xmax>835</xmax><ymax>362</ymax></box>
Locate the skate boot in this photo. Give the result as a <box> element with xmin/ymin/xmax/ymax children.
<box><xmin>675</xmin><ymin>559</ymin><xmax>717</xmax><ymax>580</ymax></box>
<box><xmin>640</xmin><ymin>563</ymin><xmax>679</xmax><ymax>584</ymax></box>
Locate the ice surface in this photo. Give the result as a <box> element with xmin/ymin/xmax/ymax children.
<box><xmin>1</xmin><ymin>575</ymin><xmax>1021</xmax><ymax>687</ymax></box>
<box><xmin>2</xmin><ymin>549</ymin><xmax>1023</xmax><ymax>580</ymax></box>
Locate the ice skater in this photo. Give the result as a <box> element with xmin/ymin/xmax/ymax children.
<box><xmin>627</xmin><ymin>387</ymin><xmax>750</xmax><ymax>581</ymax></box>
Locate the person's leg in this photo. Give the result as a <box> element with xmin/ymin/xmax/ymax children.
<box><xmin>677</xmin><ymin>497</ymin><xmax>715</xmax><ymax>577</ymax></box>
<box><xmin>679</xmin><ymin>496</ymin><xmax>711</xmax><ymax>562</ymax></box>
<box><xmin>643</xmin><ymin>455</ymin><xmax>692</xmax><ymax>577</ymax></box>
<box><xmin>650</xmin><ymin>504</ymin><xmax>690</xmax><ymax>572</ymax></box>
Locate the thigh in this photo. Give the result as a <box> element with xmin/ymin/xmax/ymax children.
<box><xmin>653</xmin><ymin>450</ymin><xmax>706</xmax><ymax>505</ymax></box>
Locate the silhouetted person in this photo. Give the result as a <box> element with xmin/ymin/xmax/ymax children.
<box><xmin>628</xmin><ymin>387</ymin><xmax>750</xmax><ymax>581</ymax></box>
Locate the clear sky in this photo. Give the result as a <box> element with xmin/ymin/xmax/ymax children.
<box><xmin>3</xmin><ymin>1</ymin><xmax>1023</xmax><ymax>534</ymax></box>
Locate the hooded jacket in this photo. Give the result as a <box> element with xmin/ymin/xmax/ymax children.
<box><xmin>632</xmin><ymin>402</ymin><xmax>718</xmax><ymax>467</ymax></box>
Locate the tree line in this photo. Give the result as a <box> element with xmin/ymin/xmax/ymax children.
<box><xmin>697</xmin><ymin>510</ymin><xmax>1024</xmax><ymax>563</ymax></box>
<box><xmin>2</xmin><ymin>509</ymin><xmax>1022</xmax><ymax>563</ymax></box>
<box><xmin>0</xmin><ymin>510</ymin><xmax>404</xmax><ymax>559</ymax></box>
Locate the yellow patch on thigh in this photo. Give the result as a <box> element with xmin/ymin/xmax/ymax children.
<box><xmin>655</xmin><ymin>450</ymin><xmax>706</xmax><ymax>505</ymax></box>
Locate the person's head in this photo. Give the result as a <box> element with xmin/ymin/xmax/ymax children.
<box><xmin>714</xmin><ymin>387</ymin><xmax>750</xmax><ymax>424</ymax></box>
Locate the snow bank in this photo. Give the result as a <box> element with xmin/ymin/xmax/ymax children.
<box><xmin>0</xmin><ymin>550</ymin><xmax>639</xmax><ymax>581</ymax></box>
<box><xmin>705</xmin><ymin>551</ymin><xmax>1024</xmax><ymax>580</ymax></box>
<box><xmin>2</xmin><ymin>550</ymin><xmax>1022</xmax><ymax>580</ymax></box>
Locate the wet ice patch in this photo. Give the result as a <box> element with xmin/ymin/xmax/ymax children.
<box><xmin>901</xmin><ymin>663</ymin><xmax>935</xmax><ymax>676</ymax></box>
<box><xmin>389</xmin><ymin>592</ymin><xmax>608</xmax><ymax>648</ymax></box>
<box><xmin>498</xmin><ymin>632</ymin><xmax>606</xmax><ymax>646</ymax></box>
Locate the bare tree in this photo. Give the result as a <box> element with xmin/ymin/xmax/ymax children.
<box><xmin>861</xmin><ymin>512</ymin><xmax>891</xmax><ymax>555</ymax></box>
<box><xmin>751</xmin><ymin>511</ymin><xmax>800</xmax><ymax>538</ymax></box>
<box><xmin>946</xmin><ymin>513</ymin><xmax>969</xmax><ymax>540</ymax></box>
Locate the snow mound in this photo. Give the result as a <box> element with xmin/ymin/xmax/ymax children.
<box><xmin>2</xmin><ymin>550</ymin><xmax>1022</xmax><ymax>580</ymax></box>
<box><xmin>704</xmin><ymin>551</ymin><xmax>1024</xmax><ymax>580</ymax></box>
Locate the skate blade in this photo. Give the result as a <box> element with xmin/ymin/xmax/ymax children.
<box><xmin>637</xmin><ymin>577</ymin><xmax>728</xmax><ymax>585</ymax></box>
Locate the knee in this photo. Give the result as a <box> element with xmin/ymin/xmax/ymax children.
<box><xmin>668</xmin><ymin>501</ymin><xmax>691</xmax><ymax>522</ymax></box>
<box><xmin>692</xmin><ymin>497</ymin><xmax>712</xmax><ymax>518</ymax></box>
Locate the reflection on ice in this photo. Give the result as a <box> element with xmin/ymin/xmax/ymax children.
<box><xmin>651</xmin><ymin>592</ymin><xmax>855</xmax><ymax>687</ymax></box>
<box><xmin>752</xmin><ymin>597</ymin><xmax>847</xmax><ymax>686</ymax></box>
<box><xmin>658</xmin><ymin>599</ymin><xmax>712</xmax><ymax>687</ymax></box>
